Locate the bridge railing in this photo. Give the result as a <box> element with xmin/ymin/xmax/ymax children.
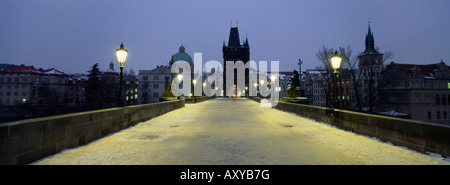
<box><xmin>0</xmin><ymin>100</ymin><xmax>185</xmax><ymax>165</ymax></box>
<box><xmin>250</xmin><ymin>97</ymin><xmax>450</xmax><ymax>157</ymax></box>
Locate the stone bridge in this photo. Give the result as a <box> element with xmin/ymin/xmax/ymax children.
<box><xmin>1</xmin><ymin>98</ymin><xmax>450</xmax><ymax>165</ymax></box>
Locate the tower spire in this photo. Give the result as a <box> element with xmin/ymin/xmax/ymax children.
<box><xmin>362</xmin><ymin>19</ymin><xmax>379</xmax><ymax>55</ymax></box>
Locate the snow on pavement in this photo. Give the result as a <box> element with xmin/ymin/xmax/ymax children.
<box><xmin>33</xmin><ymin>98</ymin><xmax>450</xmax><ymax>165</ymax></box>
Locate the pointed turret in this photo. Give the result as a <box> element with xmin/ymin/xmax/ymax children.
<box><xmin>244</xmin><ymin>37</ymin><xmax>249</xmax><ymax>48</ymax></box>
<box><xmin>361</xmin><ymin>23</ymin><xmax>380</xmax><ymax>55</ymax></box>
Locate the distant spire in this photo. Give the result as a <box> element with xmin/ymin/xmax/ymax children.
<box><xmin>244</xmin><ymin>37</ymin><xmax>249</xmax><ymax>47</ymax></box>
<box><xmin>362</xmin><ymin>20</ymin><xmax>380</xmax><ymax>55</ymax></box>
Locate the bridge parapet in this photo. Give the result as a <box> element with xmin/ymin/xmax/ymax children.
<box><xmin>0</xmin><ymin>100</ymin><xmax>185</xmax><ymax>165</ymax></box>
<box><xmin>272</xmin><ymin>100</ymin><xmax>450</xmax><ymax>158</ymax></box>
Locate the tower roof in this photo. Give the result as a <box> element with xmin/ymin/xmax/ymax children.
<box><xmin>172</xmin><ymin>45</ymin><xmax>192</xmax><ymax>63</ymax></box>
<box><xmin>227</xmin><ymin>27</ymin><xmax>241</xmax><ymax>47</ymax></box>
<box><xmin>361</xmin><ymin>23</ymin><xmax>381</xmax><ymax>56</ymax></box>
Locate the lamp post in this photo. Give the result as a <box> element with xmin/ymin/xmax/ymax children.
<box><xmin>116</xmin><ymin>43</ymin><xmax>128</xmax><ymax>107</ymax></box>
<box><xmin>330</xmin><ymin>51</ymin><xmax>342</xmax><ymax>109</ymax></box>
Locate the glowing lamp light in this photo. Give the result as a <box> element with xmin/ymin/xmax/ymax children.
<box><xmin>116</xmin><ymin>43</ymin><xmax>128</xmax><ymax>67</ymax></box>
<box><xmin>331</xmin><ymin>51</ymin><xmax>342</xmax><ymax>73</ymax></box>
<box><xmin>271</xmin><ymin>75</ymin><xmax>276</xmax><ymax>82</ymax></box>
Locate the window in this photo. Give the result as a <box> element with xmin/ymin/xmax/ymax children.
<box><xmin>443</xmin><ymin>94</ymin><xmax>447</xmax><ymax>105</ymax></box>
<box><xmin>428</xmin><ymin>111</ymin><xmax>432</xmax><ymax>120</ymax></box>
<box><xmin>437</xmin><ymin>111</ymin><xmax>441</xmax><ymax>119</ymax></box>
<box><xmin>153</xmin><ymin>84</ymin><xmax>159</xmax><ymax>89</ymax></box>
<box><xmin>389</xmin><ymin>96</ymin><xmax>398</xmax><ymax>102</ymax></box>
<box><xmin>415</xmin><ymin>95</ymin><xmax>420</xmax><ymax>103</ymax></box>
<box><xmin>425</xmin><ymin>96</ymin><xmax>431</xmax><ymax>103</ymax></box>
<box><xmin>436</xmin><ymin>94</ymin><xmax>440</xmax><ymax>105</ymax></box>
<box><xmin>154</xmin><ymin>76</ymin><xmax>159</xmax><ymax>80</ymax></box>
<box><xmin>444</xmin><ymin>111</ymin><xmax>447</xmax><ymax>119</ymax></box>
<box><xmin>448</xmin><ymin>94</ymin><xmax>450</xmax><ymax>105</ymax></box>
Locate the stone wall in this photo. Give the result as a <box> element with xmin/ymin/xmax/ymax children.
<box><xmin>185</xmin><ymin>96</ymin><xmax>215</xmax><ymax>103</ymax></box>
<box><xmin>0</xmin><ymin>100</ymin><xmax>185</xmax><ymax>165</ymax></box>
<box><xmin>272</xmin><ymin>100</ymin><xmax>450</xmax><ymax>157</ymax></box>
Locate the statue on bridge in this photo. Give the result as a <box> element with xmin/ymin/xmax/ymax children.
<box><xmin>281</xmin><ymin>69</ymin><xmax>308</xmax><ymax>104</ymax></box>
<box><xmin>160</xmin><ymin>76</ymin><xmax>177</xmax><ymax>101</ymax></box>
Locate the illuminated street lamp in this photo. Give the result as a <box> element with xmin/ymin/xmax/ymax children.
<box><xmin>116</xmin><ymin>42</ymin><xmax>128</xmax><ymax>107</ymax></box>
<box><xmin>330</xmin><ymin>51</ymin><xmax>342</xmax><ymax>109</ymax></box>
<box><xmin>270</xmin><ymin>74</ymin><xmax>277</xmax><ymax>82</ymax></box>
<box><xmin>331</xmin><ymin>51</ymin><xmax>342</xmax><ymax>74</ymax></box>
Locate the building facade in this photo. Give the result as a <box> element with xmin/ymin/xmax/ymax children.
<box><xmin>0</xmin><ymin>64</ymin><xmax>72</xmax><ymax>105</ymax></box>
<box><xmin>303</xmin><ymin>69</ymin><xmax>328</xmax><ymax>107</ymax></box>
<box><xmin>378</xmin><ymin>61</ymin><xmax>450</xmax><ymax>125</ymax></box>
<box><xmin>138</xmin><ymin>65</ymin><xmax>171</xmax><ymax>104</ymax></box>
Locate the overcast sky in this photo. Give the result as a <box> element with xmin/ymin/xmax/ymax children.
<box><xmin>1</xmin><ymin>0</ymin><xmax>449</xmax><ymax>74</ymax></box>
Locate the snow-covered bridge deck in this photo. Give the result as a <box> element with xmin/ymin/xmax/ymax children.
<box><xmin>34</xmin><ymin>98</ymin><xmax>450</xmax><ymax>164</ymax></box>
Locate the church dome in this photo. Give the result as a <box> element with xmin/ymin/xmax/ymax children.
<box><xmin>172</xmin><ymin>45</ymin><xmax>193</xmax><ymax>64</ymax></box>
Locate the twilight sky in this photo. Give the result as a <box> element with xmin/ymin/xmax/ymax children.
<box><xmin>1</xmin><ymin>0</ymin><xmax>449</xmax><ymax>74</ymax></box>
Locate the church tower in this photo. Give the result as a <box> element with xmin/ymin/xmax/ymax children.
<box><xmin>222</xmin><ymin>25</ymin><xmax>250</xmax><ymax>96</ymax></box>
<box><xmin>357</xmin><ymin>22</ymin><xmax>384</xmax><ymax>113</ymax></box>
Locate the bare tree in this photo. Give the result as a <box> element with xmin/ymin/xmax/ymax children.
<box><xmin>315</xmin><ymin>46</ymin><xmax>335</xmax><ymax>108</ymax></box>
<box><xmin>339</xmin><ymin>46</ymin><xmax>363</xmax><ymax>111</ymax></box>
